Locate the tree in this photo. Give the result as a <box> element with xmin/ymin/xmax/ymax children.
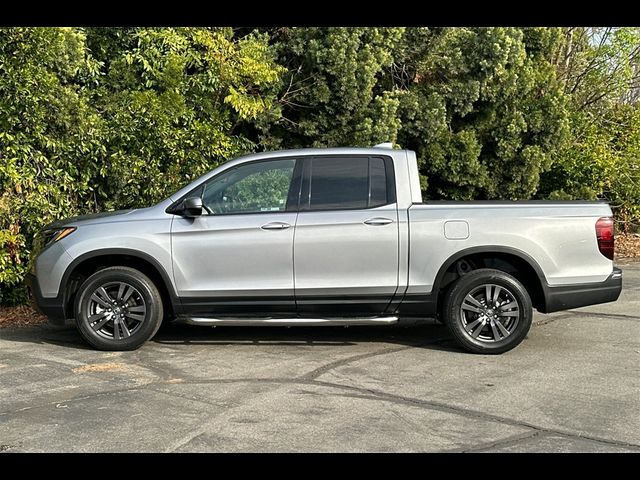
<box><xmin>554</xmin><ymin>27</ymin><xmax>640</xmax><ymax>111</ymax></box>
<box><xmin>0</xmin><ymin>27</ymin><xmax>285</xmax><ymax>304</ymax></box>
<box><xmin>539</xmin><ymin>106</ymin><xmax>640</xmax><ymax>231</ymax></box>
<box><xmin>540</xmin><ymin>27</ymin><xmax>640</xmax><ymax>231</ymax></box>
<box><xmin>258</xmin><ymin>27</ymin><xmax>405</xmax><ymax>149</ymax></box>
<box><xmin>85</xmin><ymin>27</ymin><xmax>285</xmax><ymax>210</ymax></box>
<box><xmin>0</xmin><ymin>27</ymin><xmax>102</xmax><ymax>304</ymax></box>
<box><xmin>396</xmin><ymin>27</ymin><xmax>569</xmax><ymax>200</ymax></box>
<box><xmin>1</xmin><ymin>26</ymin><xmax>638</xmax><ymax>307</ymax></box>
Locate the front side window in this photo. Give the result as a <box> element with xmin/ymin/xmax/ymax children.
<box><xmin>201</xmin><ymin>159</ymin><xmax>296</xmax><ymax>215</ymax></box>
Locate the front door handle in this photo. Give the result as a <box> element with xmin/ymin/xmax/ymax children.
<box><xmin>261</xmin><ymin>222</ymin><xmax>292</xmax><ymax>230</ymax></box>
<box><xmin>364</xmin><ymin>217</ymin><xmax>393</xmax><ymax>226</ymax></box>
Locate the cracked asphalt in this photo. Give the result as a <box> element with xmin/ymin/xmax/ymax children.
<box><xmin>1</xmin><ymin>263</ymin><xmax>639</xmax><ymax>453</ymax></box>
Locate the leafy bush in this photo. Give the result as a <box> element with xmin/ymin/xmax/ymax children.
<box><xmin>0</xmin><ymin>27</ymin><xmax>284</xmax><ymax>302</ymax></box>
<box><xmin>1</xmin><ymin>26</ymin><xmax>639</xmax><ymax>306</ymax></box>
<box><xmin>540</xmin><ymin>106</ymin><xmax>640</xmax><ymax>232</ymax></box>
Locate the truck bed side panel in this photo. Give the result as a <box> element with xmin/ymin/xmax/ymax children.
<box><xmin>407</xmin><ymin>202</ymin><xmax>614</xmax><ymax>295</ymax></box>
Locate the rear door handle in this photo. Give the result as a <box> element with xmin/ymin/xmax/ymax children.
<box><xmin>261</xmin><ymin>222</ymin><xmax>291</xmax><ymax>230</ymax></box>
<box><xmin>364</xmin><ymin>217</ymin><xmax>393</xmax><ymax>226</ymax></box>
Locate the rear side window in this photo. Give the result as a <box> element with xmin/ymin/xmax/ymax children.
<box><xmin>307</xmin><ymin>156</ymin><xmax>394</xmax><ymax>211</ymax></box>
<box><xmin>369</xmin><ymin>157</ymin><xmax>387</xmax><ymax>207</ymax></box>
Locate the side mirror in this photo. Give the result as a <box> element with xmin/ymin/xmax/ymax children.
<box><xmin>181</xmin><ymin>197</ymin><xmax>203</xmax><ymax>218</ymax></box>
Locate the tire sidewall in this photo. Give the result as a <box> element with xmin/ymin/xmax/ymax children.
<box><xmin>75</xmin><ymin>268</ymin><xmax>162</xmax><ymax>351</ymax></box>
<box><xmin>445</xmin><ymin>269</ymin><xmax>532</xmax><ymax>354</ymax></box>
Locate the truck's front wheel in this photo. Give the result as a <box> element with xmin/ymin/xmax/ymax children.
<box><xmin>74</xmin><ymin>266</ymin><xmax>163</xmax><ymax>351</ymax></box>
<box><xmin>442</xmin><ymin>268</ymin><xmax>532</xmax><ymax>354</ymax></box>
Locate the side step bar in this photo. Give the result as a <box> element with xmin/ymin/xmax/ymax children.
<box><xmin>182</xmin><ymin>316</ymin><xmax>399</xmax><ymax>327</ymax></box>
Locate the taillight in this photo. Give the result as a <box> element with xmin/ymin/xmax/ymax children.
<box><xmin>595</xmin><ymin>217</ymin><xmax>614</xmax><ymax>260</ymax></box>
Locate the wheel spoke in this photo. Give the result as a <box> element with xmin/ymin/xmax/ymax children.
<box><xmin>97</xmin><ymin>287</ymin><xmax>114</xmax><ymax>304</ymax></box>
<box><xmin>466</xmin><ymin>317</ymin><xmax>484</xmax><ymax>332</ymax></box>
<box><xmin>113</xmin><ymin>320</ymin><xmax>121</xmax><ymax>340</ymax></box>
<box><xmin>124</xmin><ymin>312</ymin><xmax>145</xmax><ymax>322</ymax></box>
<box><xmin>498</xmin><ymin>310</ymin><xmax>519</xmax><ymax>317</ymax></box>
<box><xmin>485</xmin><ymin>285</ymin><xmax>492</xmax><ymax>304</ymax></box>
<box><xmin>464</xmin><ymin>294</ymin><xmax>484</xmax><ymax>309</ymax></box>
<box><xmin>90</xmin><ymin>293</ymin><xmax>111</xmax><ymax>309</ymax></box>
<box><xmin>462</xmin><ymin>302</ymin><xmax>482</xmax><ymax>314</ymax></box>
<box><xmin>116</xmin><ymin>282</ymin><xmax>126</xmax><ymax>302</ymax></box>
<box><xmin>492</xmin><ymin>286</ymin><xmax>502</xmax><ymax>305</ymax></box>
<box><xmin>88</xmin><ymin>312</ymin><xmax>106</xmax><ymax>323</ymax></box>
<box><xmin>121</xmin><ymin>285</ymin><xmax>135</xmax><ymax>303</ymax></box>
<box><xmin>471</xmin><ymin>321</ymin><xmax>485</xmax><ymax>338</ymax></box>
<box><xmin>496</xmin><ymin>319</ymin><xmax>510</xmax><ymax>337</ymax></box>
<box><xmin>128</xmin><ymin>305</ymin><xmax>146</xmax><ymax>313</ymax></box>
<box><xmin>499</xmin><ymin>301</ymin><xmax>517</xmax><ymax>311</ymax></box>
<box><xmin>90</xmin><ymin>315</ymin><xmax>111</xmax><ymax>331</ymax></box>
<box><xmin>119</xmin><ymin>321</ymin><xmax>131</xmax><ymax>339</ymax></box>
<box><xmin>490</xmin><ymin>321</ymin><xmax>501</xmax><ymax>341</ymax></box>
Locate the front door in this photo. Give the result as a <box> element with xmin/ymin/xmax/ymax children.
<box><xmin>171</xmin><ymin>158</ymin><xmax>300</xmax><ymax>316</ymax></box>
<box><xmin>294</xmin><ymin>155</ymin><xmax>399</xmax><ymax>316</ymax></box>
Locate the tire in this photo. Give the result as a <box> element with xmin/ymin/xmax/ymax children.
<box><xmin>74</xmin><ymin>266</ymin><xmax>163</xmax><ymax>351</ymax></box>
<box><xmin>442</xmin><ymin>268</ymin><xmax>532</xmax><ymax>354</ymax></box>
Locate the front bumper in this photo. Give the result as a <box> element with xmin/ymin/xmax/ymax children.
<box><xmin>25</xmin><ymin>273</ymin><xmax>67</xmax><ymax>325</ymax></box>
<box><xmin>543</xmin><ymin>267</ymin><xmax>623</xmax><ymax>313</ymax></box>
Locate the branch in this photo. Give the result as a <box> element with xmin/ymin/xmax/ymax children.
<box><xmin>570</xmin><ymin>27</ymin><xmax>613</xmax><ymax>95</ymax></box>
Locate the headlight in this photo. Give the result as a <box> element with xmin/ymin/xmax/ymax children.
<box><xmin>43</xmin><ymin>227</ymin><xmax>77</xmax><ymax>246</ymax></box>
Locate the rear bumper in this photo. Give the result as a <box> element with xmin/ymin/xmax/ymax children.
<box><xmin>542</xmin><ymin>267</ymin><xmax>623</xmax><ymax>313</ymax></box>
<box><xmin>25</xmin><ymin>273</ymin><xmax>67</xmax><ymax>325</ymax></box>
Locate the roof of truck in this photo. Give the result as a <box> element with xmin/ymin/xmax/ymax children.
<box><xmin>234</xmin><ymin>145</ymin><xmax>405</xmax><ymax>161</ymax></box>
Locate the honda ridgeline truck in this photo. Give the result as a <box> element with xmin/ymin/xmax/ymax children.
<box><xmin>27</xmin><ymin>145</ymin><xmax>623</xmax><ymax>353</ymax></box>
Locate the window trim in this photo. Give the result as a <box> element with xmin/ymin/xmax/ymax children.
<box><xmin>299</xmin><ymin>154</ymin><xmax>397</xmax><ymax>213</ymax></box>
<box><xmin>166</xmin><ymin>157</ymin><xmax>303</xmax><ymax>217</ymax></box>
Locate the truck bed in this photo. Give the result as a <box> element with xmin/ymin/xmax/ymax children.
<box><xmin>405</xmin><ymin>201</ymin><xmax>614</xmax><ymax>296</ymax></box>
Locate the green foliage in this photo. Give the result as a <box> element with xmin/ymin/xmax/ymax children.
<box><xmin>261</xmin><ymin>27</ymin><xmax>570</xmax><ymax>201</ymax></box>
<box><xmin>214</xmin><ymin>167</ymin><xmax>294</xmax><ymax>214</ymax></box>
<box><xmin>540</xmin><ymin>27</ymin><xmax>640</xmax><ymax>231</ymax></box>
<box><xmin>259</xmin><ymin>27</ymin><xmax>405</xmax><ymax>149</ymax></box>
<box><xmin>0</xmin><ymin>27</ymin><xmax>102</xmax><ymax>303</ymax></box>
<box><xmin>86</xmin><ymin>27</ymin><xmax>285</xmax><ymax>210</ymax></box>
<box><xmin>540</xmin><ymin>106</ymin><xmax>640</xmax><ymax>231</ymax></box>
<box><xmin>1</xmin><ymin>26</ymin><xmax>639</xmax><ymax>305</ymax></box>
<box><xmin>396</xmin><ymin>27</ymin><xmax>569</xmax><ymax>200</ymax></box>
<box><xmin>556</xmin><ymin>28</ymin><xmax>640</xmax><ymax>111</ymax></box>
<box><xmin>0</xmin><ymin>27</ymin><xmax>284</xmax><ymax>301</ymax></box>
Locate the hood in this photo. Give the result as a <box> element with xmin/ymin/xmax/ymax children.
<box><xmin>47</xmin><ymin>209</ymin><xmax>136</xmax><ymax>229</ymax></box>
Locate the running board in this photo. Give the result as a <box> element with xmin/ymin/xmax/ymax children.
<box><xmin>182</xmin><ymin>316</ymin><xmax>399</xmax><ymax>327</ymax></box>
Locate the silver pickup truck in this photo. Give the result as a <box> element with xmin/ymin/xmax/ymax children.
<box><xmin>27</xmin><ymin>145</ymin><xmax>623</xmax><ymax>353</ymax></box>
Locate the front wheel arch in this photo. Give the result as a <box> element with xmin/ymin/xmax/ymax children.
<box><xmin>61</xmin><ymin>249</ymin><xmax>177</xmax><ymax>321</ymax></box>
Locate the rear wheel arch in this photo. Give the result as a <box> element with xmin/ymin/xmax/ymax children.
<box><xmin>433</xmin><ymin>246</ymin><xmax>548</xmax><ymax>313</ymax></box>
<box><xmin>60</xmin><ymin>249</ymin><xmax>178</xmax><ymax>320</ymax></box>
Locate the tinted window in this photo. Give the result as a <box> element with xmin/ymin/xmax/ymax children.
<box><xmin>369</xmin><ymin>157</ymin><xmax>387</xmax><ymax>208</ymax></box>
<box><xmin>309</xmin><ymin>157</ymin><xmax>369</xmax><ymax>210</ymax></box>
<box><xmin>202</xmin><ymin>159</ymin><xmax>295</xmax><ymax>215</ymax></box>
<box><xmin>307</xmin><ymin>156</ymin><xmax>392</xmax><ymax>210</ymax></box>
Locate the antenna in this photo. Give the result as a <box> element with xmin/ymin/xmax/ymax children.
<box><xmin>373</xmin><ymin>142</ymin><xmax>394</xmax><ymax>149</ymax></box>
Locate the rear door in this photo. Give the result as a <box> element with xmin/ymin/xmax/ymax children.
<box><xmin>293</xmin><ymin>155</ymin><xmax>399</xmax><ymax>316</ymax></box>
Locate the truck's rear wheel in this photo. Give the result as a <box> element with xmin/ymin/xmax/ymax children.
<box><xmin>442</xmin><ymin>268</ymin><xmax>532</xmax><ymax>354</ymax></box>
<box><xmin>74</xmin><ymin>266</ymin><xmax>163</xmax><ymax>351</ymax></box>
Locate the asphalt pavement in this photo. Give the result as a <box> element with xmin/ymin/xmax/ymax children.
<box><xmin>1</xmin><ymin>263</ymin><xmax>639</xmax><ymax>452</ymax></box>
